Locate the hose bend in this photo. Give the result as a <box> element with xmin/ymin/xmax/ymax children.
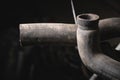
<box><xmin>76</xmin><ymin>13</ymin><xmax>120</xmax><ymax>79</ymax></box>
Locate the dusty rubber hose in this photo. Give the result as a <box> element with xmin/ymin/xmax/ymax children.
<box><xmin>76</xmin><ymin>13</ymin><xmax>120</xmax><ymax>80</ymax></box>
<box><xmin>19</xmin><ymin>18</ymin><xmax>120</xmax><ymax>46</ymax></box>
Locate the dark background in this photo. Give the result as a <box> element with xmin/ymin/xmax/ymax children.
<box><xmin>0</xmin><ymin>0</ymin><xmax>120</xmax><ymax>80</ymax></box>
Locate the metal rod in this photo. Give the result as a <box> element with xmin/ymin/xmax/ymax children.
<box><xmin>71</xmin><ymin>0</ymin><xmax>77</xmax><ymax>24</ymax></box>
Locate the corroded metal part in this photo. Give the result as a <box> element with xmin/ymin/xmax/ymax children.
<box><xmin>19</xmin><ymin>18</ymin><xmax>120</xmax><ymax>46</ymax></box>
<box><xmin>76</xmin><ymin>13</ymin><xmax>120</xmax><ymax>79</ymax></box>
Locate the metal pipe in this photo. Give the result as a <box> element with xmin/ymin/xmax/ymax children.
<box><xmin>76</xmin><ymin>13</ymin><xmax>120</xmax><ymax>79</ymax></box>
<box><xmin>19</xmin><ymin>23</ymin><xmax>76</xmax><ymax>46</ymax></box>
<box><xmin>99</xmin><ymin>18</ymin><xmax>120</xmax><ymax>40</ymax></box>
<box><xmin>19</xmin><ymin>18</ymin><xmax>120</xmax><ymax>46</ymax></box>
